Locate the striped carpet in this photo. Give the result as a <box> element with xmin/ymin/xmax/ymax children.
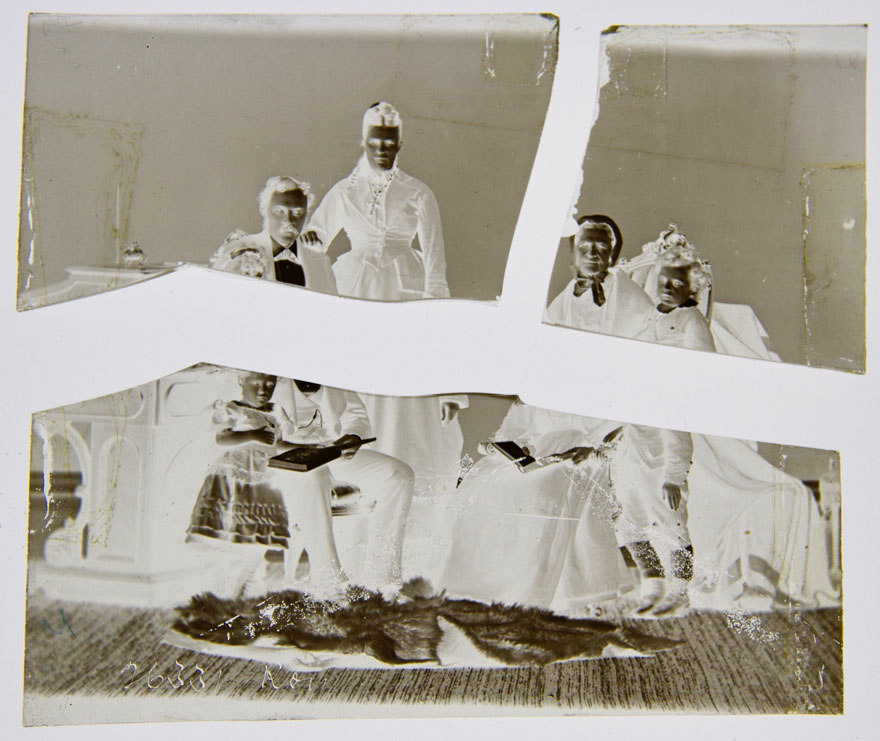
<box><xmin>23</xmin><ymin>590</ymin><xmax>841</xmax><ymax>720</ymax></box>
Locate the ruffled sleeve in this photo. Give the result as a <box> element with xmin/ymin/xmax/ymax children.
<box><xmin>211</xmin><ymin>400</ymin><xmax>238</xmax><ymax>430</ymax></box>
<box><xmin>208</xmin><ymin>236</ymin><xmax>272</xmax><ymax>279</ymax></box>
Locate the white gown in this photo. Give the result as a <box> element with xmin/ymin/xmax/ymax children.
<box><xmin>306</xmin><ymin>155</ymin><xmax>450</xmax><ymax>300</ymax></box>
<box><xmin>306</xmin><ymin>155</ymin><xmax>465</xmax><ymax>497</ymax></box>
<box><xmin>623</xmin><ymin>248</ymin><xmax>782</xmax><ymax>361</ymax></box>
<box><xmin>633</xmin><ymin>305</ymin><xmax>837</xmax><ymax>609</ymax></box>
<box><xmin>437</xmin><ymin>402</ymin><xmax>632</xmax><ymax>609</ymax></box>
<box><xmin>687</xmin><ymin>434</ymin><xmax>838</xmax><ymax>609</ymax></box>
<box><xmin>361</xmin><ymin>392</ymin><xmax>467</xmax><ymax>497</ymax></box>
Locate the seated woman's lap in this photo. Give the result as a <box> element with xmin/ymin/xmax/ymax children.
<box><xmin>437</xmin><ymin>457</ymin><xmax>583</xmax><ymax>607</ymax></box>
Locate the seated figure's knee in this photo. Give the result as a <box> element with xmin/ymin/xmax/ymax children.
<box><xmin>304</xmin><ymin>466</ymin><xmax>334</xmax><ymax>484</ymax></box>
<box><xmin>394</xmin><ymin>458</ymin><xmax>415</xmax><ymax>486</ymax></box>
<box><xmin>281</xmin><ymin>466</ymin><xmax>333</xmax><ymax>499</ymax></box>
<box><xmin>370</xmin><ymin>451</ymin><xmax>414</xmax><ymax>487</ymax></box>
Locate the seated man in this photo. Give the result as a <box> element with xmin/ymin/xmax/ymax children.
<box><xmin>545</xmin><ymin>214</ymin><xmax>654</xmax><ymax>338</ymax></box>
<box><xmin>271</xmin><ymin>377</ymin><xmax>414</xmax><ymax>596</ymax></box>
<box><xmin>208</xmin><ymin>175</ymin><xmax>336</xmax><ymax>294</ymax></box>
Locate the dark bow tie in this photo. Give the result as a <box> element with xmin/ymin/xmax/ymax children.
<box><xmin>273</xmin><ymin>246</ymin><xmax>300</xmax><ymax>263</ymax></box>
<box><xmin>573</xmin><ymin>272</ymin><xmax>608</xmax><ymax>306</ymax></box>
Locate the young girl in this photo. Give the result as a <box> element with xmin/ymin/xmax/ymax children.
<box><xmin>610</xmin><ymin>422</ymin><xmax>695</xmax><ymax>617</ymax></box>
<box><xmin>632</xmin><ymin>228</ymin><xmax>716</xmax><ymax>352</ymax></box>
<box><xmin>618</xmin><ymin>227</ymin><xmax>837</xmax><ymax>613</ymax></box>
<box><xmin>186</xmin><ymin>370</ymin><xmax>345</xmax><ymax>598</ymax></box>
<box><xmin>611</xmin><ymin>233</ymin><xmax>714</xmax><ymax>616</ymax></box>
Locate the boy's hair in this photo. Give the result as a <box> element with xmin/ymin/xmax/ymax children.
<box><xmin>257</xmin><ymin>175</ymin><xmax>315</xmax><ymax>221</ymax></box>
<box><xmin>570</xmin><ymin>214</ymin><xmax>624</xmax><ymax>266</ymax></box>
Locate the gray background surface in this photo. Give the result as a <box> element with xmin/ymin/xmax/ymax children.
<box><xmin>546</xmin><ymin>27</ymin><xmax>866</xmax><ymax>369</ymax></box>
<box><xmin>20</xmin><ymin>14</ymin><xmax>556</xmax><ymax>302</ymax></box>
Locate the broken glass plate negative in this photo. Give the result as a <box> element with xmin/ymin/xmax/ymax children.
<box><xmin>25</xmin><ymin>363</ymin><xmax>842</xmax><ymax>723</ymax></box>
<box><xmin>544</xmin><ymin>26</ymin><xmax>866</xmax><ymax>373</ymax></box>
<box><xmin>18</xmin><ymin>13</ymin><xmax>557</xmax><ymax>309</ymax></box>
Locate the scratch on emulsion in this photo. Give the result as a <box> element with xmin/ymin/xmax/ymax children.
<box><xmin>33</xmin><ymin>423</ymin><xmax>59</xmax><ymax>534</ymax></box>
<box><xmin>483</xmin><ymin>32</ymin><xmax>497</xmax><ymax>80</ymax></box>
<box><xmin>792</xmin><ymin>611</ymin><xmax>829</xmax><ymax>712</ymax></box>
<box><xmin>535</xmin><ymin>15</ymin><xmax>560</xmax><ymax>86</ymax></box>
<box><xmin>483</xmin><ymin>15</ymin><xmax>558</xmax><ymax>86</ymax></box>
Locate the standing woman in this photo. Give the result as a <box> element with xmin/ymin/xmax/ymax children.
<box><xmin>301</xmin><ymin>102</ymin><xmax>466</xmax><ymax>498</ymax></box>
<box><xmin>300</xmin><ymin>101</ymin><xmax>450</xmax><ymax>300</ymax></box>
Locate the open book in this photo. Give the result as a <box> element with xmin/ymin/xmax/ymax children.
<box><xmin>485</xmin><ymin>427</ymin><xmax>624</xmax><ymax>474</ymax></box>
<box><xmin>268</xmin><ymin>437</ymin><xmax>377</xmax><ymax>472</ymax></box>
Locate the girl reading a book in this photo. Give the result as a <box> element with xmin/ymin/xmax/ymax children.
<box><xmin>186</xmin><ymin>371</ymin><xmax>346</xmax><ymax>598</ymax></box>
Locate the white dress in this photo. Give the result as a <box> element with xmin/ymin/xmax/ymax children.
<box><xmin>306</xmin><ymin>155</ymin><xmax>450</xmax><ymax>300</ymax></box>
<box><xmin>635</xmin><ymin>305</ymin><xmax>837</xmax><ymax>608</ymax></box>
<box><xmin>634</xmin><ymin>304</ymin><xmax>716</xmax><ymax>352</ymax></box>
<box><xmin>306</xmin><ymin>156</ymin><xmax>465</xmax><ymax>496</ymax></box>
<box><xmin>622</xmin><ymin>247</ymin><xmax>781</xmax><ymax>361</ymax></box>
<box><xmin>436</xmin><ymin>401</ymin><xmax>632</xmax><ymax>610</ymax></box>
<box><xmin>610</xmin><ymin>424</ymin><xmax>694</xmax><ymax>551</ymax></box>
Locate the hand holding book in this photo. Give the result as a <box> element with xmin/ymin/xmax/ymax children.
<box><xmin>268</xmin><ymin>436</ymin><xmax>377</xmax><ymax>472</ymax></box>
<box><xmin>333</xmin><ymin>434</ymin><xmax>364</xmax><ymax>460</ymax></box>
<box><xmin>485</xmin><ymin>426</ymin><xmax>623</xmax><ymax>474</ymax></box>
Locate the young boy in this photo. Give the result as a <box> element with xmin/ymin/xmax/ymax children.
<box><xmin>610</xmin><ymin>423</ymin><xmax>695</xmax><ymax>616</ymax></box>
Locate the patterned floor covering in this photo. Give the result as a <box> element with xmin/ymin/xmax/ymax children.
<box><xmin>23</xmin><ymin>590</ymin><xmax>842</xmax><ymax>721</ymax></box>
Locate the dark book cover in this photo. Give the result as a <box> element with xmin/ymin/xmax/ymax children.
<box><xmin>268</xmin><ymin>437</ymin><xmax>377</xmax><ymax>472</ymax></box>
<box><xmin>485</xmin><ymin>440</ymin><xmax>549</xmax><ymax>473</ymax></box>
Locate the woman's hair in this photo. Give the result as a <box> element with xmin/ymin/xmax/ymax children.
<box><xmin>257</xmin><ymin>175</ymin><xmax>315</xmax><ymax>220</ymax></box>
<box><xmin>570</xmin><ymin>214</ymin><xmax>624</xmax><ymax>266</ymax></box>
<box><xmin>655</xmin><ymin>229</ymin><xmax>713</xmax><ymax>298</ymax></box>
<box><xmin>362</xmin><ymin>101</ymin><xmax>403</xmax><ymax>141</ymax></box>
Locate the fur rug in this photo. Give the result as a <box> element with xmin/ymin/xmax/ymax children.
<box><xmin>173</xmin><ymin>579</ymin><xmax>681</xmax><ymax>667</ymax></box>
